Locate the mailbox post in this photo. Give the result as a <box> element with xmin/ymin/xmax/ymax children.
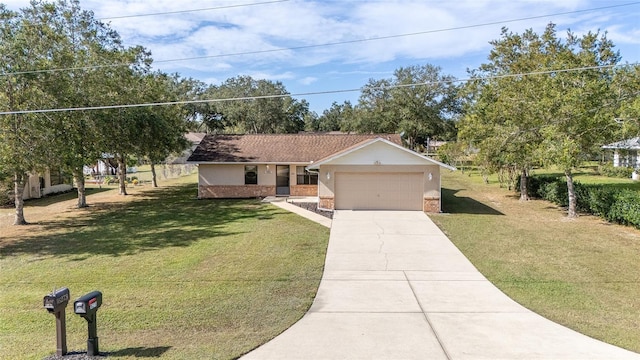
<box><xmin>43</xmin><ymin>287</ymin><xmax>70</xmax><ymax>356</ymax></box>
<box><xmin>74</xmin><ymin>291</ymin><xmax>103</xmax><ymax>356</ymax></box>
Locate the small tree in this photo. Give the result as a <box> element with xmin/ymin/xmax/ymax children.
<box><xmin>540</xmin><ymin>28</ymin><xmax>620</xmax><ymax>217</ymax></box>
<box><xmin>459</xmin><ymin>26</ymin><xmax>553</xmax><ymax>201</ymax></box>
<box><xmin>136</xmin><ymin>72</ymin><xmax>190</xmax><ymax>188</ymax></box>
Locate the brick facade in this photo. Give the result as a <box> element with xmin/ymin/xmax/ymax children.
<box><xmin>423</xmin><ymin>197</ymin><xmax>440</xmax><ymax>213</ymax></box>
<box><xmin>199</xmin><ymin>185</ymin><xmax>275</xmax><ymax>198</ymax></box>
<box><xmin>319</xmin><ymin>196</ymin><xmax>335</xmax><ymax>210</ymax></box>
<box><xmin>290</xmin><ymin>185</ymin><xmax>318</xmax><ymax>196</ymax></box>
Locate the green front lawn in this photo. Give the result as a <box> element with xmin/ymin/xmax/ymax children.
<box><xmin>432</xmin><ymin>170</ymin><xmax>640</xmax><ymax>353</ymax></box>
<box><xmin>0</xmin><ymin>181</ymin><xmax>329</xmax><ymax>359</ymax></box>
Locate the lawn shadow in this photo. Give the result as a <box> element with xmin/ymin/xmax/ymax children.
<box><xmin>1</xmin><ymin>188</ymin><xmax>113</xmax><ymax>209</ymax></box>
<box><xmin>107</xmin><ymin>346</ymin><xmax>172</xmax><ymax>357</ymax></box>
<box><xmin>28</xmin><ymin>188</ymin><xmax>112</xmax><ymax>207</ymax></box>
<box><xmin>441</xmin><ymin>188</ymin><xmax>504</xmax><ymax>215</ymax></box>
<box><xmin>0</xmin><ymin>183</ymin><xmax>284</xmax><ymax>258</ymax></box>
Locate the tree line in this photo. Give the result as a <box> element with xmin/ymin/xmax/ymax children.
<box><xmin>305</xmin><ymin>64</ymin><xmax>460</xmax><ymax>149</ymax></box>
<box><xmin>0</xmin><ymin>0</ymin><xmax>462</xmax><ymax>227</ymax></box>
<box><xmin>0</xmin><ymin>0</ymin><xmax>191</xmax><ymax>224</ymax></box>
<box><xmin>189</xmin><ymin>64</ymin><xmax>461</xmax><ymax>149</ymax></box>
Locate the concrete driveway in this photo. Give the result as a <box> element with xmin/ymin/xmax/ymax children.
<box><xmin>242</xmin><ymin>210</ymin><xmax>640</xmax><ymax>359</ymax></box>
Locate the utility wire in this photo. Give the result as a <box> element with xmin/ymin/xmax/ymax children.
<box><xmin>152</xmin><ymin>1</ymin><xmax>640</xmax><ymax>64</ymax></box>
<box><xmin>97</xmin><ymin>0</ymin><xmax>289</xmax><ymax>21</ymax></box>
<box><xmin>1</xmin><ymin>2</ymin><xmax>638</xmax><ymax>77</ymax></box>
<box><xmin>1</xmin><ymin>63</ymin><xmax>636</xmax><ymax>116</ymax></box>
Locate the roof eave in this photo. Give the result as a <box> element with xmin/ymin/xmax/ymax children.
<box><xmin>187</xmin><ymin>160</ymin><xmax>312</xmax><ymax>165</ymax></box>
<box><xmin>306</xmin><ymin>137</ymin><xmax>457</xmax><ymax>171</ymax></box>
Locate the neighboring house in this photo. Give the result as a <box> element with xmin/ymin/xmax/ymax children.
<box><xmin>187</xmin><ymin>133</ymin><xmax>455</xmax><ymax>212</ymax></box>
<box><xmin>602</xmin><ymin>137</ymin><xmax>640</xmax><ymax>168</ymax></box>
<box><xmin>425</xmin><ymin>139</ymin><xmax>447</xmax><ymax>154</ymax></box>
<box><xmin>169</xmin><ymin>132</ymin><xmax>206</xmax><ymax>164</ymax></box>
<box><xmin>22</xmin><ymin>169</ymin><xmax>73</xmax><ymax>200</ymax></box>
<box><xmin>84</xmin><ymin>156</ymin><xmax>118</xmax><ymax>176</ymax></box>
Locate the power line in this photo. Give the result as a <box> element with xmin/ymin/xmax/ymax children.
<box><xmin>1</xmin><ymin>2</ymin><xmax>638</xmax><ymax>77</ymax></box>
<box><xmin>97</xmin><ymin>0</ymin><xmax>290</xmax><ymax>21</ymax></box>
<box><xmin>152</xmin><ymin>1</ymin><xmax>640</xmax><ymax>64</ymax></box>
<box><xmin>1</xmin><ymin>63</ymin><xmax>635</xmax><ymax>116</ymax></box>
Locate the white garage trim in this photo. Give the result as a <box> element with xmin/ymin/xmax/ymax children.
<box><xmin>334</xmin><ymin>172</ymin><xmax>424</xmax><ymax>210</ymax></box>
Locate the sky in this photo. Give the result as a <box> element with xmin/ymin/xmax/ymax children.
<box><xmin>3</xmin><ymin>0</ymin><xmax>640</xmax><ymax>114</ymax></box>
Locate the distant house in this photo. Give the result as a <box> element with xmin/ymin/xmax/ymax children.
<box><xmin>187</xmin><ymin>133</ymin><xmax>455</xmax><ymax>212</ymax></box>
<box><xmin>425</xmin><ymin>139</ymin><xmax>447</xmax><ymax>154</ymax></box>
<box><xmin>84</xmin><ymin>155</ymin><xmax>118</xmax><ymax>177</ymax></box>
<box><xmin>602</xmin><ymin>137</ymin><xmax>640</xmax><ymax>168</ymax></box>
<box><xmin>22</xmin><ymin>168</ymin><xmax>73</xmax><ymax>200</ymax></box>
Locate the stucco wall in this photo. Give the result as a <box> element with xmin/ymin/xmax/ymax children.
<box><xmin>198</xmin><ymin>164</ymin><xmax>277</xmax><ymax>186</ymax></box>
<box><xmin>197</xmin><ymin>163</ymin><xmax>315</xmax><ymax>198</ymax></box>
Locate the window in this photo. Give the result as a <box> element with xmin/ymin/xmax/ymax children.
<box><xmin>296</xmin><ymin>166</ymin><xmax>318</xmax><ymax>185</ymax></box>
<box><xmin>244</xmin><ymin>165</ymin><xmax>258</xmax><ymax>185</ymax></box>
<box><xmin>49</xmin><ymin>168</ymin><xmax>70</xmax><ymax>186</ymax></box>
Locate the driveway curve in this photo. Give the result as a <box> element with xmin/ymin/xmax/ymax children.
<box><xmin>243</xmin><ymin>210</ymin><xmax>640</xmax><ymax>359</ymax></box>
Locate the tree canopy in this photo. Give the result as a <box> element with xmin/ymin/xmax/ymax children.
<box><xmin>0</xmin><ymin>0</ymin><xmax>191</xmax><ymax>223</ymax></box>
<box><xmin>459</xmin><ymin>23</ymin><xmax>627</xmax><ymax>217</ymax></box>
<box><xmin>197</xmin><ymin>75</ymin><xmax>310</xmax><ymax>134</ymax></box>
<box><xmin>344</xmin><ymin>65</ymin><xmax>460</xmax><ymax>149</ymax></box>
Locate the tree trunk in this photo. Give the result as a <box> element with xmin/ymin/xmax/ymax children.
<box><xmin>74</xmin><ymin>169</ymin><xmax>87</xmax><ymax>208</ymax></box>
<box><xmin>118</xmin><ymin>155</ymin><xmax>128</xmax><ymax>195</ymax></box>
<box><xmin>519</xmin><ymin>168</ymin><xmax>530</xmax><ymax>201</ymax></box>
<box><xmin>565</xmin><ymin>169</ymin><xmax>577</xmax><ymax>218</ymax></box>
<box><xmin>151</xmin><ymin>162</ymin><xmax>158</xmax><ymax>188</ymax></box>
<box><xmin>13</xmin><ymin>172</ymin><xmax>28</xmax><ymax>225</ymax></box>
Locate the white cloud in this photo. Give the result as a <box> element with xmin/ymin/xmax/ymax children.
<box><xmin>299</xmin><ymin>76</ymin><xmax>318</xmax><ymax>85</ymax></box>
<box><xmin>3</xmin><ymin>0</ymin><xmax>639</xmax><ymax>103</ymax></box>
<box><xmin>243</xmin><ymin>71</ymin><xmax>296</xmax><ymax>82</ymax></box>
<box><xmin>5</xmin><ymin>0</ymin><xmax>639</xmax><ymax>67</ymax></box>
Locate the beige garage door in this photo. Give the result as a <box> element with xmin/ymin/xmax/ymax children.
<box><xmin>334</xmin><ymin>172</ymin><xmax>423</xmax><ymax>210</ymax></box>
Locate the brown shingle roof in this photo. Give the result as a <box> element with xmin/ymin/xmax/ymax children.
<box><xmin>187</xmin><ymin>133</ymin><xmax>403</xmax><ymax>163</ymax></box>
<box><xmin>185</xmin><ymin>132</ymin><xmax>206</xmax><ymax>144</ymax></box>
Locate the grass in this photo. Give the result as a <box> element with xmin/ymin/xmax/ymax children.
<box><xmin>0</xmin><ymin>174</ymin><xmax>329</xmax><ymax>359</ymax></box>
<box><xmin>431</xmin><ymin>170</ymin><xmax>640</xmax><ymax>353</ymax></box>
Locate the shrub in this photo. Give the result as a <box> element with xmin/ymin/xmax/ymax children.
<box><xmin>583</xmin><ymin>186</ymin><xmax>617</xmax><ymax>218</ymax></box>
<box><xmin>0</xmin><ymin>183</ymin><xmax>12</xmax><ymax>206</ymax></box>
<box><xmin>518</xmin><ymin>174</ymin><xmax>561</xmax><ymax>198</ymax></box>
<box><xmin>598</xmin><ymin>164</ymin><xmax>634</xmax><ymax>178</ymax></box>
<box><xmin>525</xmin><ymin>174</ymin><xmax>640</xmax><ymax>228</ymax></box>
<box><xmin>538</xmin><ymin>179</ymin><xmax>568</xmax><ymax>206</ymax></box>
<box><xmin>607</xmin><ymin>190</ymin><xmax>640</xmax><ymax>228</ymax></box>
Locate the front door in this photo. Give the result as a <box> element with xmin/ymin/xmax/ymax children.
<box><xmin>276</xmin><ymin>165</ymin><xmax>290</xmax><ymax>196</ymax></box>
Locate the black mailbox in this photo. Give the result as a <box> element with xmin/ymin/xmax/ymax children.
<box><xmin>74</xmin><ymin>291</ymin><xmax>102</xmax><ymax>316</ymax></box>
<box><xmin>43</xmin><ymin>287</ymin><xmax>70</xmax><ymax>356</ymax></box>
<box><xmin>44</xmin><ymin>287</ymin><xmax>70</xmax><ymax>313</ymax></box>
<box><xmin>74</xmin><ymin>291</ymin><xmax>103</xmax><ymax>356</ymax></box>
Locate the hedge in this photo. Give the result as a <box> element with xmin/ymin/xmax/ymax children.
<box><xmin>518</xmin><ymin>174</ymin><xmax>640</xmax><ymax>228</ymax></box>
<box><xmin>598</xmin><ymin>164</ymin><xmax>634</xmax><ymax>178</ymax></box>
